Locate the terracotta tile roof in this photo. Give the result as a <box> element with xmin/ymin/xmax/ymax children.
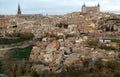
<box><xmin>47</xmin><ymin>40</ymin><xmax>56</xmax><ymax>48</ymax></box>
<box><xmin>54</xmin><ymin>46</ymin><xmax>59</xmax><ymax>49</ymax></box>
<box><xmin>30</xmin><ymin>52</ymin><xmax>35</xmax><ymax>55</ymax></box>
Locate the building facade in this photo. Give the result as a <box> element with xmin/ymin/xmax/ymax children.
<box><xmin>82</xmin><ymin>3</ymin><xmax>100</xmax><ymax>13</ymax></box>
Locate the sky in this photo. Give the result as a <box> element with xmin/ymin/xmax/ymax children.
<box><xmin>0</xmin><ymin>0</ymin><xmax>120</xmax><ymax>15</ymax></box>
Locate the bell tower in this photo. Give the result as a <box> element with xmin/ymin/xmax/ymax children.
<box><xmin>82</xmin><ymin>3</ymin><xmax>86</xmax><ymax>13</ymax></box>
<box><xmin>97</xmin><ymin>3</ymin><xmax>100</xmax><ymax>12</ymax></box>
<box><xmin>17</xmin><ymin>4</ymin><xmax>21</xmax><ymax>15</ymax></box>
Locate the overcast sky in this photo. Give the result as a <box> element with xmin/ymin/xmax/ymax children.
<box><xmin>0</xmin><ymin>0</ymin><xmax>120</xmax><ymax>15</ymax></box>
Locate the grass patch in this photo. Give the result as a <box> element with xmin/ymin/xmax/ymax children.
<box><xmin>6</xmin><ymin>45</ymin><xmax>33</xmax><ymax>60</ymax></box>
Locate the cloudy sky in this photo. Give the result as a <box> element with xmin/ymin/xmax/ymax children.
<box><xmin>0</xmin><ymin>0</ymin><xmax>120</xmax><ymax>15</ymax></box>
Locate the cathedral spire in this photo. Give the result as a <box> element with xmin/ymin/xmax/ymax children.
<box><xmin>17</xmin><ymin>4</ymin><xmax>21</xmax><ymax>15</ymax></box>
<box><xmin>98</xmin><ymin>2</ymin><xmax>100</xmax><ymax>7</ymax></box>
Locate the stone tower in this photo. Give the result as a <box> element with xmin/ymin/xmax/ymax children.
<box><xmin>17</xmin><ymin>4</ymin><xmax>21</xmax><ymax>15</ymax></box>
<box><xmin>97</xmin><ymin>3</ymin><xmax>100</xmax><ymax>13</ymax></box>
<box><xmin>82</xmin><ymin>3</ymin><xmax>86</xmax><ymax>13</ymax></box>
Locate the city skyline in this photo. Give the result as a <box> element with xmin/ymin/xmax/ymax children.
<box><xmin>0</xmin><ymin>0</ymin><xmax>120</xmax><ymax>15</ymax></box>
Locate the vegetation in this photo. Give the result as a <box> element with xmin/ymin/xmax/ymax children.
<box><xmin>107</xmin><ymin>18</ymin><xmax>120</xmax><ymax>21</ymax></box>
<box><xmin>0</xmin><ymin>45</ymin><xmax>33</xmax><ymax>76</ymax></box>
<box><xmin>0</xmin><ymin>32</ymin><xmax>34</xmax><ymax>45</ymax></box>
<box><xmin>99</xmin><ymin>44</ymin><xmax>116</xmax><ymax>50</ymax></box>
<box><xmin>56</xmin><ymin>23</ymin><xmax>68</xmax><ymax>28</ymax></box>
<box><xmin>83</xmin><ymin>59</ymin><xmax>90</xmax><ymax>67</ymax></box>
<box><xmin>6</xmin><ymin>32</ymin><xmax>34</xmax><ymax>39</ymax></box>
<box><xmin>88</xmin><ymin>40</ymin><xmax>118</xmax><ymax>50</ymax></box>
<box><xmin>111</xmin><ymin>39</ymin><xmax>120</xmax><ymax>43</ymax></box>
<box><xmin>65</xmin><ymin>34</ymin><xmax>76</xmax><ymax>38</ymax></box>
<box><xmin>0</xmin><ymin>62</ymin><xmax>3</xmax><ymax>74</ymax></box>
<box><xmin>45</xmin><ymin>33</ymin><xmax>64</xmax><ymax>39</ymax></box>
<box><xmin>57</xmin><ymin>35</ymin><xmax>64</xmax><ymax>39</ymax></box>
<box><xmin>1</xmin><ymin>57</ymin><xmax>120</xmax><ymax>77</ymax></box>
<box><xmin>2</xmin><ymin>59</ymin><xmax>32</xmax><ymax>77</ymax></box>
<box><xmin>105</xmin><ymin>25</ymin><xmax>114</xmax><ymax>32</ymax></box>
<box><xmin>50</xmin><ymin>34</ymin><xmax>57</xmax><ymax>38</ymax></box>
<box><xmin>0</xmin><ymin>38</ymin><xmax>26</xmax><ymax>45</ymax></box>
<box><xmin>19</xmin><ymin>32</ymin><xmax>34</xmax><ymax>40</ymax></box>
<box><xmin>12</xmin><ymin>25</ymin><xmax>17</xmax><ymax>28</ymax></box>
<box><xmin>36</xmin><ymin>59</ymin><xmax>120</xmax><ymax>77</ymax></box>
<box><xmin>31</xmin><ymin>71</ymin><xmax>39</xmax><ymax>77</ymax></box>
<box><xmin>52</xmin><ymin>60</ymin><xmax>120</xmax><ymax>77</ymax></box>
<box><xmin>88</xmin><ymin>40</ymin><xmax>98</xmax><ymax>48</ymax></box>
<box><xmin>5</xmin><ymin>45</ymin><xmax>33</xmax><ymax>60</ymax></box>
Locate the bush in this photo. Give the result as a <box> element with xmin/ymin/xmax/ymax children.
<box><xmin>0</xmin><ymin>38</ymin><xmax>24</xmax><ymax>45</ymax></box>
<box><xmin>0</xmin><ymin>62</ymin><xmax>3</xmax><ymax>74</ymax></box>
<box><xmin>31</xmin><ymin>71</ymin><xmax>39</xmax><ymax>77</ymax></box>
<box><xmin>19</xmin><ymin>32</ymin><xmax>34</xmax><ymax>40</ymax></box>
<box><xmin>106</xmin><ymin>61</ymin><xmax>119</xmax><ymax>70</ymax></box>
<box><xmin>0</xmin><ymin>32</ymin><xmax>34</xmax><ymax>45</ymax></box>
<box><xmin>88</xmin><ymin>40</ymin><xmax>98</xmax><ymax>47</ymax></box>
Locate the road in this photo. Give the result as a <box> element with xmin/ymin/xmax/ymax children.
<box><xmin>0</xmin><ymin>44</ymin><xmax>30</xmax><ymax>51</ymax></box>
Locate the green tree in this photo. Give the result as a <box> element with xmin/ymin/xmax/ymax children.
<box><xmin>83</xmin><ymin>59</ymin><xmax>89</xmax><ymax>68</ymax></box>
<box><xmin>114</xmin><ymin>71</ymin><xmax>120</xmax><ymax>77</ymax></box>
<box><xmin>111</xmin><ymin>25</ymin><xmax>114</xmax><ymax>31</ymax></box>
<box><xmin>106</xmin><ymin>61</ymin><xmax>118</xmax><ymax>71</ymax></box>
<box><xmin>3</xmin><ymin>59</ymin><xmax>18</xmax><ymax>77</ymax></box>
<box><xmin>88</xmin><ymin>40</ymin><xmax>98</xmax><ymax>47</ymax></box>
<box><xmin>31</xmin><ymin>71</ymin><xmax>39</xmax><ymax>77</ymax></box>
<box><xmin>0</xmin><ymin>62</ymin><xmax>3</xmax><ymax>74</ymax></box>
<box><xmin>19</xmin><ymin>32</ymin><xmax>34</xmax><ymax>40</ymax></box>
<box><xmin>25</xmin><ymin>63</ymin><xmax>31</xmax><ymax>75</ymax></box>
<box><xmin>17</xmin><ymin>64</ymin><xmax>26</xmax><ymax>76</ymax></box>
<box><xmin>95</xmin><ymin>59</ymin><xmax>104</xmax><ymax>70</ymax></box>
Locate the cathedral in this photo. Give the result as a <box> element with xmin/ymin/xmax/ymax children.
<box><xmin>17</xmin><ymin>4</ymin><xmax>21</xmax><ymax>15</ymax></box>
<box><xmin>81</xmin><ymin>3</ymin><xmax>100</xmax><ymax>13</ymax></box>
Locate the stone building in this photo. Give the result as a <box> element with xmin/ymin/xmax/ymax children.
<box><xmin>81</xmin><ymin>3</ymin><xmax>100</xmax><ymax>13</ymax></box>
<box><xmin>0</xmin><ymin>18</ymin><xmax>9</xmax><ymax>36</ymax></box>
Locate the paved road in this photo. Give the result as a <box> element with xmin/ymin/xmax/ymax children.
<box><xmin>0</xmin><ymin>44</ymin><xmax>30</xmax><ymax>51</ymax></box>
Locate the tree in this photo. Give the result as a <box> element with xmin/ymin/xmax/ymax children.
<box><xmin>64</xmin><ymin>23</ymin><xmax>68</xmax><ymax>28</ymax></box>
<box><xmin>50</xmin><ymin>34</ymin><xmax>57</xmax><ymax>38</ymax></box>
<box><xmin>114</xmin><ymin>71</ymin><xmax>120</xmax><ymax>77</ymax></box>
<box><xmin>2</xmin><ymin>59</ymin><xmax>18</xmax><ymax>77</ymax></box>
<box><xmin>111</xmin><ymin>25</ymin><xmax>114</xmax><ymax>31</ymax></box>
<box><xmin>106</xmin><ymin>26</ymin><xmax>110</xmax><ymax>31</ymax></box>
<box><xmin>106</xmin><ymin>61</ymin><xmax>118</xmax><ymax>71</ymax></box>
<box><xmin>57</xmin><ymin>35</ymin><xmax>64</xmax><ymax>39</ymax></box>
<box><xmin>31</xmin><ymin>71</ymin><xmax>39</xmax><ymax>77</ymax></box>
<box><xmin>57</xmin><ymin>23</ymin><xmax>62</xmax><ymax>28</ymax></box>
<box><xmin>88</xmin><ymin>40</ymin><xmax>98</xmax><ymax>47</ymax></box>
<box><xmin>83</xmin><ymin>59</ymin><xmax>89</xmax><ymax>68</ymax></box>
<box><xmin>13</xmin><ymin>25</ymin><xmax>17</xmax><ymax>28</ymax></box>
<box><xmin>25</xmin><ymin>63</ymin><xmax>31</xmax><ymax>75</ymax></box>
<box><xmin>95</xmin><ymin>59</ymin><xmax>104</xmax><ymax>70</ymax></box>
<box><xmin>0</xmin><ymin>62</ymin><xmax>3</xmax><ymax>74</ymax></box>
<box><xmin>19</xmin><ymin>32</ymin><xmax>34</xmax><ymax>40</ymax></box>
<box><xmin>17</xmin><ymin>64</ymin><xmax>26</xmax><ymax>76</ymax></box>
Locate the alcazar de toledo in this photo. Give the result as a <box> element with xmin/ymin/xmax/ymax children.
<box><xmin>81</xmin><ymin>3</ymin><xmax>100</xmax><ymax>13</ymax></box>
